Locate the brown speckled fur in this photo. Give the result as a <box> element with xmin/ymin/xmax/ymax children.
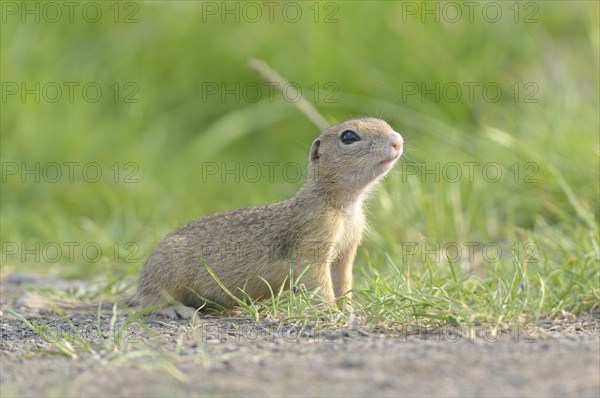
<box><xmin>132</xmin><ymin>118</ymin><xmax>403</xmax><ymax>318</ymax></box>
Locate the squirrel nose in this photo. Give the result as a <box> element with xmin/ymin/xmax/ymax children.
<box><xmin>391</xmin><ymin>133</ymin><xmax>403</xmax><ymax>152</ymax></box>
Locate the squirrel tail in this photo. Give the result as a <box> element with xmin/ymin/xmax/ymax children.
<box><xmin>13</xmin><ymin>292</ymin><xmax>137</xmax><ymax>315</ymax></box>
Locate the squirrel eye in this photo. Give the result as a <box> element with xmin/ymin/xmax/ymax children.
<box><xmin>340</xmin><ymin>130</ymin><xmax>361</xmax><ymax>144</ymax></box>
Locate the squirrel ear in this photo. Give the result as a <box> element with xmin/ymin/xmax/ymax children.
<box><xmin>310</xmin><ymin>139</ymin><xmax>321</xmax><ymax>161</ymax></box>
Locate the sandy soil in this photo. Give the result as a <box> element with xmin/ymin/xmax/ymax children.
<box><xmin>1</xmin><ymin>275</ymin><xmax>598</xmax><ymax>397</ymax></box>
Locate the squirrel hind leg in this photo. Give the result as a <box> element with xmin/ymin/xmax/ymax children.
<box><xmin>151</xmin><ymin>305</ymin><xmax>198</xmax><ymax>320</ymax></box>
<box><xmin>125</xmin><ymin>293</ymin><xmax>199</xmax><ymax>319</ymax></box>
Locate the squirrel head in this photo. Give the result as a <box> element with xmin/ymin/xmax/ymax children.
<box><xmin>305</xmin><ymin>117</ymin><xmax>403</xmax><ymax>205</ymax></box>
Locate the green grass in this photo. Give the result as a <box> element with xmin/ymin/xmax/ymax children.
<box><xmin>1</xmin><ymin>1</ymin><xmax>599</xmax><ymax>330</ymax></box>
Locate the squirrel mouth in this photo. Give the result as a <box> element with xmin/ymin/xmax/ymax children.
<box><xmin>378</xmin><ymin>154</ymin><xmax>401</xmax><ymax>166</ymax></box>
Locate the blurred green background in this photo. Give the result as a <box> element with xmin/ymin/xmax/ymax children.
<box><xmin>1</xmin><ymin>1</ymin><xmax>598</xmax><ymax>315</ymax></box>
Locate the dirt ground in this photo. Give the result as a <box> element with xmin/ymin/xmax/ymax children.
<box><xmin>1</xmin><ymin>275</ymin><xmax>599</xmax><ymax>397</ymax></box>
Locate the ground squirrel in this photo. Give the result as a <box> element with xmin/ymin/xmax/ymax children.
<box><xmin>133</xmin><ymin>117</ymin><xmax>403</xmax><ymax>318</ymax></box>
